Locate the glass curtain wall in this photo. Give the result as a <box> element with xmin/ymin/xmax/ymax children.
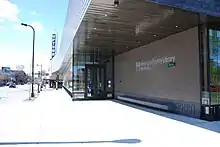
<box><xmin>208</xmin><ymin>29</ymin><xmax>220</xmax><ymax>105</ymax></box>
<box><xmin>73</xmin><ymin>53</ymin><xmax>86</xmax><ymax>99</ymax></box>
<box><xmin>63</xmin><ymin>44</ymin><xmax>73</xmax><ymax>93</ymax></box>
<box><xmin>200</xmin><ymin>25</ymin><xmax>220</xmax><ymax>120</ymax></box>
<box><xmin>73</xmin><ymin>51</ymin><xmax>101</xmax><ymax>99</ymax></box>
<box><xmin>72</xmin><ymin>50</ymin><xmax>114</xmax><ymax>99</ymax></box>
<box><xmin>63</xmin><ymin>61</ymin><xmax>73</xmax><ymax>92</ymax></box>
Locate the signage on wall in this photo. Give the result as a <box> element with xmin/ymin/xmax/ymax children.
<box><xmin>202</xmin><ymin>91</ymin><xmax>210</xmax><ymax>105</ymax></box>
<box><xmin>51</xmin><ymin>32</ymin><xmax>58</xmax><ymax>59</ymax></box>
<box><xmin>168</xmin><ymin>62</ymin><xmax>176</xmax><ymax>68</ymax></box>
<box><xmin>2</xmin><ymin>67</ymin><xmax>11</xmax><ymax>73</ymax></box>
<box><xmin>16</xmin><ymin>65</ymin><xmax>24</xmax><ymax>70</ymax></box>
<box><xmin>136</xmin><ymin>56</ymin><xmax>176</xmax><ymax>72</ymax></box>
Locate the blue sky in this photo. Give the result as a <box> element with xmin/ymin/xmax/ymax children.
<box><xmin>0</xmin><ymin>0</ymin><xmax>69</xmax><ymax>73</ymax></box>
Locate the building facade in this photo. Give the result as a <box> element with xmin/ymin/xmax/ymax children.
<box><xmin>51</xmin><ymin>0</ymin><xmax>220</xmax><ymax>120</ymax></box>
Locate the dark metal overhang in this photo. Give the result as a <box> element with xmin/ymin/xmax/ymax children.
<box><xmin>205</xmin><ymin>16</ymin><xmax>220</xmax><ymax>30</ymax></box>
<box><xmin>73</xmin><ymin>0</ymin><xmax>204</xmax><ymax>58</ymax></box>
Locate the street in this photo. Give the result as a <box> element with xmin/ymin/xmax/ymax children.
<box><xmin>0</xmin><ymin>85</ymin><xmax>38</xmax><ymax>104</ymax></box>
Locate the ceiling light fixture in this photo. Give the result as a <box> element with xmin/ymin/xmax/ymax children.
<box><xmin>175</xmin><ymin>25</ymin><xmax>178</xmax><ymax>28</ymax></box>
<box><xmin>114</xmin><ymin>0</ymin><xmax>119</xmax><ymax>6</ymax></box>
<box><xmin>154</xmin><ymin>34</ymin><xmax>157</xmax><ymax>37</ymax></box>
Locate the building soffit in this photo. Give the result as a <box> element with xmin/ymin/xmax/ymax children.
<box><xmin>74</xmin><ymin>0</ymin><xmax>201</xmax><ymax>57</ymax></box>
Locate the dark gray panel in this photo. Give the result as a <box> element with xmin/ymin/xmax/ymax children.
<box><xmin>115</xmin><ymin>92</ymin><xmax>201</xmax><ymax>118</ymax></box>
<box><xmin>152</xmin><ymin>0</ymin><xmax>220</xmax><ymax>17</ymax></box>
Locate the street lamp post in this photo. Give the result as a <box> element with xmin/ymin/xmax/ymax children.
<box><xmin>21</xmin><ymin>23</ymin><xmax>35</xmax><ymax>98</ymax></box>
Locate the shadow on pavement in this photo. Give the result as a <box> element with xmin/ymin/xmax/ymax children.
<box><xmin>0</xmin><ymin>139</ymin><xmax>141</xmax><ymax>145</ymax></box>
<box><xmin>113</xmin><ymin>100</ymin><xmax>220</xmax><ymax>133</ymax></box>
<box><xmin>23</xmin><ymin>93</ymin><xmax>39</xmax><ymax>102</ymax></box>
<box><xmin>22</xmin><ymin>88</ymin><xmax>55</xmax><ymax>102</ymax></box>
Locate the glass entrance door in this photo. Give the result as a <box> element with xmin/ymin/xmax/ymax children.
<box><xmin>85</xmin><ymin>64</ymin><xmax>106</xmax><ymax>99</ymax></box>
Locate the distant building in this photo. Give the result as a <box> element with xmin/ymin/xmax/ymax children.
<box><xmin>11</xmin><ymin>70</ymin><xmax>28</xmax><ymax>84</ymax></box>
<box><xmin>0</xmin><ymin>67</ymin><xmax>28</xmax><ymax>84</ymax></box>
<box><xmin>0</xmin><ymin>69</ymin><xmax>10</xmax><ymax>86</ymax></box>
<box><xmin>0</xmin><ymin>69</ymin><xmax>15</xmax><ymax>82</ymax></box>
<box><xmin>0</xmin><ymin>72</ymin><xmax>8</xmax><ymax>86</ymax></box>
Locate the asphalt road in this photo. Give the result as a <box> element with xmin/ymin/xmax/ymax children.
<box><xmin>0</xmin><ymin>85</ymin><xmax>38</xmax><ymax>104</ymax></box>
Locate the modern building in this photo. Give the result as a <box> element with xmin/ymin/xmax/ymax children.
<box><xmin>11</xmin><ymin>70</ymin><xmax>28</xmax><ymax>84</ymax></box>
<box><xmin>51</xmin><ymin>0</ymin><xmax>220</xmax><ymax>121</ymax></box>
<box><xmin>0</xmin><ymin>71</ymin><xmax>8</xmax><ymax>86</ymax></box>
<box><xmin>0</xmin><ymin>68</ymin><xmax>16</xmax><ymax>83</ymax></box>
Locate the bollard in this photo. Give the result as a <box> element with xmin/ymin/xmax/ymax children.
<box><xmin>56</xmin><ymin>82</ymin><xmax>58</xmax><ymax>90</ymax></box>
<box><xmin>38</xmin><ymin>83</ymin><xmax>40</xmax><ymax>93</ymax></box>
<box><xmin>56</xmin><ymin>75</ymin><xmax>59</xmax><ymax>90</ymax></box>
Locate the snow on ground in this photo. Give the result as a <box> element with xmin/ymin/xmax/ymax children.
<box><xmin>0</xmin><ymin>84</ymin><xmax>39</xmax><ymax>104</ymax></box>
<box><xmin>0</xmin><ymin>86</ymin><xmax>220</xmax><ymax>147</ymax></box>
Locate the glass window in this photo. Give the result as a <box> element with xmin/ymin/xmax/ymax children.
<box><xmin>63</xmin><ymin>41</ymin><xmax>73</xmax><ymax>93</ymax></box>
<box><xmin>209</xmin><ymin>29</ymin><xmax>213</xmax><ymax>36</ymax></box>
<box><xmin>217</xmin><ymin>31</ymin><xmax>220</xmax><ymax>38</ymax></box>
<box><xmin>72</xmin><ymin>52</ymin><xmax>86</xmax><ymax>99</ymax></box>
<box><xmin>209</xmin><ymin>29</ymin><xmax>220</xmax><ymax>105</ymax></box>
<box><xmin>72</xmin><ymin>47</ymin><xmax>114</xmax><ymax>99</ymax></box>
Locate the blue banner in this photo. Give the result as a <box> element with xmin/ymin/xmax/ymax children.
<box><xmin>2</xmin><ymin>67</ymin><xmax>11</xmax><ymax>72</ymax></box>
<box><xmin>152</xmin><ymin>0</ymin><xmax>220</xmax><ymax>17</ymax></box>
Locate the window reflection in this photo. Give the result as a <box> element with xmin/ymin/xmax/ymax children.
<box><xmin>72</xmin><ymin>53</ymin><xmax>85</xmax><ymax>99</ymax></box>
<box><xmin>63</xmin><ymin>57</ymin><xmax>73</xmax><ymax>92</ymax></box>
<box><xmin>63</xmin><ymin>40</ymin><xmax>73</xmax><ymax>92</ymax></box>
<box><xmin>209</xmin><ymin>29</ymin><xmax>220</xmax><ymax>104</ymax></box>
<box><xmin>73</xmin><ymin>65</ymin><xmax>85</xmax><ymax>92</ymax></box>
<box><xmin>209</xmin><ymin>29</ymin><xmax>213</xmax><ymax>36</ymax></box>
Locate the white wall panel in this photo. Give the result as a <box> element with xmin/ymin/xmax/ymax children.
<box><xmin>52</xmin><ymin>0</ymin><xmax>92</xmax><ymax>73</ymax></box>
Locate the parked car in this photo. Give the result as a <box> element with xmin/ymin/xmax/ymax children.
<box><xmin>6</xmin><ymin>82</ymin><xmax>11</xmax><ymax>86</ymax></box>
<box><xmin>9</xmin><ymin>83</ymin><xmax>16</xmax><ymax>88</ymax></box>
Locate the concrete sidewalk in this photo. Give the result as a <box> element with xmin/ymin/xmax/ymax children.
<box><xmin>0</xmin><ymin>88</ymin><xmax>220</xmax><ymax>146</ymax></box>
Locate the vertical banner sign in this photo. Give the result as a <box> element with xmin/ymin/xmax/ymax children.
<box><xmin>51</xmin><ymin>32</ymin><xmax>58</xmax><ymax>59</ymax></box>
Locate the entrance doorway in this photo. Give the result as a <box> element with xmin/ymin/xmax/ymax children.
<box><xmin>84</xmin><ymin>64</ymin><xmax>106</xmax><ymax>99</ymax></box>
